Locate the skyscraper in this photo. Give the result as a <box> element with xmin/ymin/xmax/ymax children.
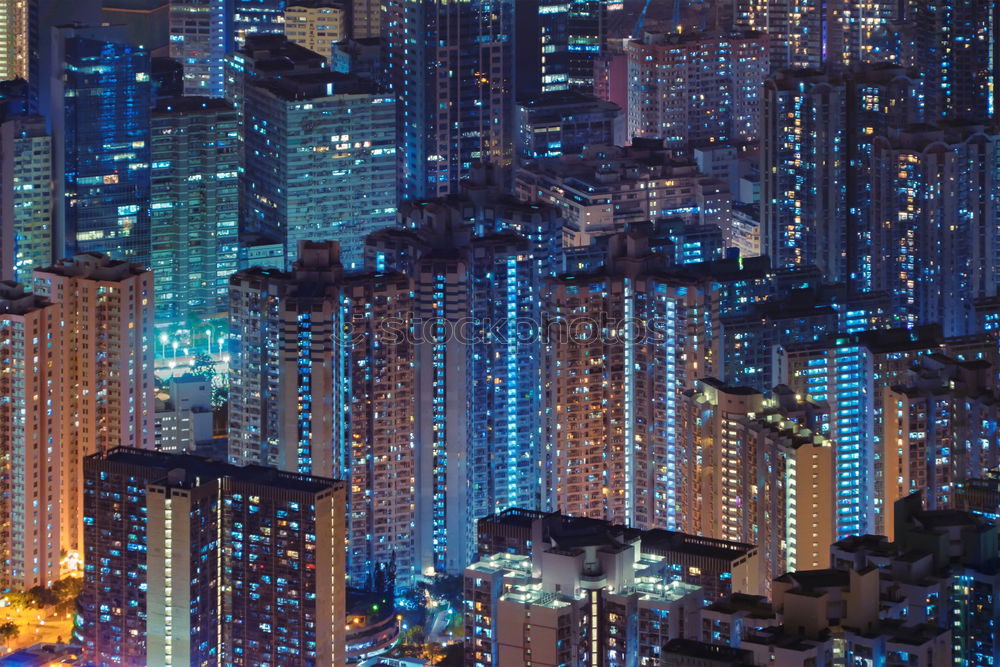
<box><xmin>626</xmin><ymin>30</ymin><xmax>769</xmax><ymax>150</ymax></box>
<box><xmin>735</xmin><ymin>0</ymin><xmax>901</xmax><ymax>69</ymax></box>
<box><xmin>51</xmin><ymin>25</ymin><xmax>152</xmax><ymax>266</ymax></box>
<box><xmin>544</xmin><ymin>233</ymin><xmax>718</xmax><ymax>531</ymax></box>
<box><xmin>776</xmin><ymin>327</ymin><xmax>957</xmax><ymax>538</ymax></box>
<box><xmin>514</xmin><ymin>0</ymin><xmax>572</xmax><ymax>98</ymax></box>
<box><xmin>370</xmin><ymin>200</ymin><xmax>545</xmax><ymax>576</ymax></box>
<box><xmin>0</xmin><ymin>115</ymin><xmax>52</xmax><ymax>283</ymax></box>
<box><xmin>151</xmin><ymin>97</ymin><xmax>239</xmax><ymax>325</ymax></box>
<box><xmin>242</xmin><ymin>71</ymin><xmax>396</xmax><ymax>269</ymax></box>
<box><xmin>33</xmin><ymin>253</ymin><xmax>155</xmax><ymax>553</ymax></box>
<box><xmin>336</xmin><ymin>271</ymin><xmax>417</xmax><ymax>587</ymax></box>
<box><xmin>229</xmin><ymin>242</ymin><xmax>419</xmax><ymax>586</ymax></box>
<box><xmin>680</xmin><ymin>380</ymin><xmax>836</xmax><ymax>578</ymax></box>
<box><xmin>0</xmin><ymin>282</ymin><xmax>63</xmax><ymax>590</ymax></box>
<box><xmin>915</xmin><ymin>0</ymin><xmax>997</xmax><ymax>121</ymax></box>
<box><xmin>79</xmin><ymin>447</ymin><xmax>346</xmax><ymax>666</ymax></box>
<box><xmin>384</xmin><ymin>0</ymin><xmax>514</xmax><ymax>200</ymax></box>
<box><xmin>844</xmin><ymin>62</ymin><xmax>923</xmax><ymax>294</ymax></box>
<box><xmin>870</xmin><ymin>123</ymin><xmax>1000</xmax><ymax>335</ymax></box>
<box><xmin>169</xmin><ymin>0</ymin><xmax>232</xmax><ymax>96</ymax></box>
<box><xmin>761</xmin><ymin>69</ymin><xmax>848</xmax><ymax>279</ymax></box>
<box><xmin>228</xmin><ymin>242</ymin><xmax>341</xmax><ymax>475</ymax></box>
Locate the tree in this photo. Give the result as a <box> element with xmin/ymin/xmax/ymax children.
<box><xmin>436</xmin><ymin>643</ymin><xmax>464</xmax><ymax>666</ymax></box>
<box><xmin>0</xmin><ymin>621</ymin><xmax>18</xmax><ymax>643</ymax></box>
<box><xmin>27</xmin><ymin>585</ymin><xmax>57</xmax><ymax>607</ymax></box>
<box><xmin>430</xmin><ymin>575</ymin><xmax>463</xmax><ymax>607</ymax></box>
<box><xmin>190</xmin><ymin>352</ymin><xmax>216</xmax><ymax>381</ymax></box>
<box><xmin>4</xmin><ymin>590</ymin><xmax>31</xmax><ymax>609</ymax></box>
<box><xmin>212</xmin><ymin>385</ymin><xmax>228</xmax><ymax>410</ymax></box>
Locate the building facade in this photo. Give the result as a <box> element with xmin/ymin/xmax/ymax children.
<box><xmin>242</xmin><ymin>71</ymin><xmax>395</xmax><ymax>270</ymax></box>
<box><xmin>384</xmin><ymin>0</ymin><xmax>514</xmax><ymax>200</ymax></box>
<box><xmin>51</xmin><ymin>26</ymin><xmax>152</xmax><ymax>266</ymax></box>
<box><xmin>626</xmin><ymin>31</ymin><xmax>768</xmax><ymax>150</ymax></box>
<box><xmin>78</xmin><ymin>447</ymin><xmax>346</xmax><ymax>666</ymax></box>
<box><xmin>0</xmin><ymin>115</ymin><xmax>52</xmax><ymax>283</ymax></box>
<box><xmin>151</xmin><ymin>97</ymin><xmax>239</xmax><ymax>325</ymax></box>
<box><xmin>33</xmin><ymin>253</ymin><xmax>155</xmax><ymax>553</ymax></box>
<box><xmin>283</xmin><ymin>0</ymin><xmax>345</xmax><ymax>56</ymax></box>
<box><xmin>0</xmin><ymin>282</ymin><xmax>63</xmax><ymax>589</ymax></box>
<box><xmin>544</xmin><ymin>234</ymin><xmax>719</xmax><ymax>531</ymax></box>
<box><xmin>168</xmin><ymin>0</ymin><xmax>231</xmax><ymax>96</ymax></box>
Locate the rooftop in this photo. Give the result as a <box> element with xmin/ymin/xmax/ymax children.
<box><xmin>36</xmin><ymin>252</ymin><xmax>148</xmax><ymax>282</ymax></box>
<box><xmin>154</xmin><ymin>95</ymin><xmax>235</xmax><ymax>115</ymax></box>
<box><xmin>92</xmin><ymin>447</ymin><xmax>339</xmax><ymax>495</ymax></box>
<box><xmin>662</xmin><ymin>638</ymin><xmax>755</xmax><ymax>664</ymax></box>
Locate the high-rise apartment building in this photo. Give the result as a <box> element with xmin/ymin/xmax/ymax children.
<box><xmin>870</xmin><ymin>123</ymin><xmax>1000</xmax><ymax>336</ymax></box>
<box><xmin>515</xmin><ymin>141</ymin><xmax>731</xmax><ymax>248</ymax></box>
<box><xmin>229</xmin><ymin>242</ymin><xmax>418</xmax><ymax>587</ymax></box>
<box><xmin>626</xmin><ymin>30</ymin><xmax>768</xmax><ymax>150</ymax></box>
<box><xmin>680</xmin><ymin>381</ymin><xmax>836</xmax><ymax>580</ymax></box>
<box><xmin>151</xmin><ymin>97</ymin><xmax>239</xmax><ymax>325</ymax></box>
<box><xmin>376</xmin><ymin>200</ymin><xmax>544</xmax><ymax>576</ymax></box>
<box><xmin>883</xmin><ymin>354</ymin><xmax>1000</xmax><ymax>533</ymax></box>
<box><xmin>384</xmin><ymin>0</ymin><xmax>514</xmax><ymax>200</ymax></box>
<box><xmin>914</xmin><ymin>0</ymin><xmax>997</xmax><ymax>121</ymax></box>
<box><xmin>844</xmin><ymin>62</ymin><xmax>923</xmax><ymax>293</ymax></box>
<box><xmin>336</xmin><ymin>271</ymin><xmax>417</xmax><ymax>588</ymax></box>
<box><xmin>735</xmin><ymin>0</ymin><xmax>901</xmax><ymax>69</ymax></box>
<box><xmin>776</xmin><ymin>327</ymin><xmax>955</xmax><ymax>538</ymax></box>
<box><xmin>169</xmin><ymin>0</ymin><xmax>231</xmax><ymax>96</ymax></box>
<box><xmin>0</xmin><ymin>115</ymin><xmax>52</xmax><ymax>283</ymax></box>
<box><xmin>242</xmin><ymin>71</ymin><xmax>395</xmax><ymax>269</ymax></box>
<box><xmin>228</xmin><ymin>242</ymin><xmax>341</xmax><ymax>474</ymax></box>
<box><xmin>762</xmin><ymin>64</ymin><xmax>924</xmax><ymax>293</ymax></box>
<box><xmin>283</xmin><ymin>0</ymin><xmax>345</xmax><ymax>56</ymax></box>
<box><xmin>761</xmin><ymin>69</ymin><xmax>848</xmax><ymax>279</ymax></box>
<box><xmin>78</xmin><ymin>447</ymin><xmax>346</xmax><ymax>666</ymax></box>
<box><xmin>33</xmin><ymin>253</ymin><xmax>155</xmax><ymax>552</ymax></box>
<box><xmin>719</xmin><ymin>283</ymin><xmax>870</xmax><ymax>392</ymax></box>
<box><xmin>544</xmin><ymin>233</ymin><xmax>718</xmax><ymax>531</ymax></box>
<box><xmin>51</xmin><ymin>25</ymin><xmax>152</xmax><ymax>266</ymax></box>
<box><xmin>0</xmin><ymin>282</ymin><xmax>63</xmax><ymax>590</ymax></box>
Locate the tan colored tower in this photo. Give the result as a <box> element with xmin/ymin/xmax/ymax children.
<box><xmin>0</xmin><ymin>282</ymin><xmax>63</xmax><ymax>589</ymax></box>
<box><xmin>33</xmin><ymin>253</ymin><xmax>155</xmax><ymax>553</ymax></box>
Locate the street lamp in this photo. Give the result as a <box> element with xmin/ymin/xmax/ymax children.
<box><xmin>159</xmin><ymin>332</ymin><xmax>168</xmax><ymax>357</ymax></box>
<box><xmin>206</xmin><ymin>328</ymin><xmax>213</xmax><ymax>356</ymax></box>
